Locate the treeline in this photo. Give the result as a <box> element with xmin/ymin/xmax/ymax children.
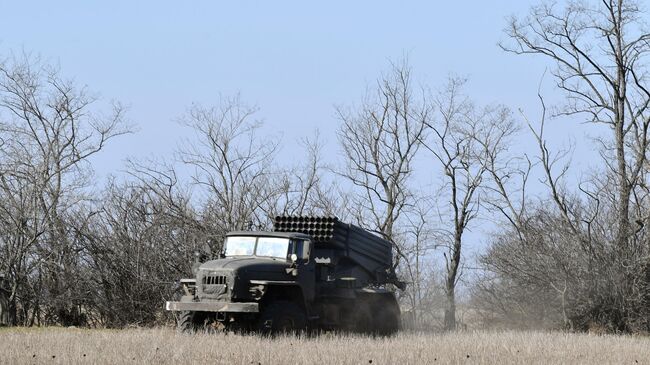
<box><xmin>1</xmin><ymin>0</ymin><xmax>650</xmax><ymax>333</ymax></box>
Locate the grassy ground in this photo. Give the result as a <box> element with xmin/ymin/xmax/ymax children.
<box><xmin>0</xmin><ymin>327</ymin><xmax>649</xmax><ymax>364</ymax></box>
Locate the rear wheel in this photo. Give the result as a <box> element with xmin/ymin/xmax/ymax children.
<box><xmin>352</xmin><ymin>299</ymin><xmax>374</xmax><ymax>334</ymax></box>
<box><xmin>372</xmin><ymin>295</ymin><xmax>400</xmax><ymax>336</ymax></box>
<box><xmin>257</xmin><ymin>301</ymin><xmax>307</xmax><ymax>335</ymax></box>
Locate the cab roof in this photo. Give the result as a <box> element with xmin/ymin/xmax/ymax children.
<box><xmin>226</xmin><ymin>231</ymin><xmax>312</xmax><ymax>240</ymax></box>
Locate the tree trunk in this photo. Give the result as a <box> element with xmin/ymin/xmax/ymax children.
<box><xmin>444</xmin><ymin>233</ymin><xmax>462</xmax><ymax>331</ymax></box>
<box><xmin>613</xmin><ymin>2</ymin><xmax>630</xmax><ymax>252</ymax></box>
<box><xmin>444</xmin><ymin>284</ymin><xmax>456</xmax><ymax>330</ymax></box>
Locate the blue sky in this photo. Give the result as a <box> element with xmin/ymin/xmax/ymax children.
<box><xmin>0</xmin><ymin>1</ymin><xmax>595</xmax><ymax>257</ymax></box>
<box><xmin>0</xmin><ymin>1</ymin><xmax>561</xmax><ymax>172</ymax></box>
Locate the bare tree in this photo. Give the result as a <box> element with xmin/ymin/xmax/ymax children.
<box><xmin>266</xmin><ymin>131</ymin><xmax>343</xmax><ymax>218</ymax></box>
<box><xmin>0</xmin><ymin>54</ymin><xmax>128</xmax><ymax>325</ymax></box>
<box><xmin>501</xmin><ymin>0</ymin><xmax>650</xmax><ymax>251</ymax></box>
<box><xmin>398</xmin><ymin>198</ymin><xmax>441</xmax><ymax>328</ymax></box>
<box><xmin>476</xmin><ymin>95</ymin><xmax>650</xmax><ymax>332</ymax></box>
<box><xmin>79</xmin><ymin>166</ymin><xmax>205</xmax><ymax>327</ymax></box>
<box><xmin>423</xmin><ymin>77</ymin><xmax>515</xmax><ymax>330</ymax></box>
<box><xmin>177</xmin><ymin>95</ymin><xmax>280</xmax><ymax>245</ymax></box>
<box><xmin>337</xmin><ymin>60</ymin><xmax>430</xmax><ymax>271</ymax></box>
<box><xmin>472</xmin><ymin>0</ymin><xmax>650</xmax><ymax>333</ymax></box>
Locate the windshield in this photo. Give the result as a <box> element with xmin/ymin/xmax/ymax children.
<box><xmin>224</xmin><ymin>236</ymin><xmax>291</xmax><ymax>259</ymax></box>
<box><xmin>256</xmin><ymin>237</ymin><xmax>291</xmax><ymax>259</ymax></box>
<box><xmin>224</xmin><ymin>236</ymin><xmax>256</xmax><ymax>256</ymax></box>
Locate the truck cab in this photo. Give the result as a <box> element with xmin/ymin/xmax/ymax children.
<box><xmin>166</xmin><ymin>231</ymin><xmax>315</xmax><ymax>333</ymax></box>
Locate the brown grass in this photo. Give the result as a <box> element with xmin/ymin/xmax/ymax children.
<box><xmin>0</xmin><ymin>327</ymin><xmax>649</xmax><ymax>364</ymax></box>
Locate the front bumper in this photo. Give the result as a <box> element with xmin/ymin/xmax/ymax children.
<box><xmin>165</xmin><ymin>301</ymin><xmax>259</xmax><ymax>313</ymax></box>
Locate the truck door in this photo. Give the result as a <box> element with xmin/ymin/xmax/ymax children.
<box><xmin>295</xmin><ymin>239</ymin><xmax>316</xmax><ymax>303</ymax></box>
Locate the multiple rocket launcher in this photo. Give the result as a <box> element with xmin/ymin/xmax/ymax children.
<box><xmin>273</xmin><ymin>216</ymin><xmax>394</xmax><ymax>285</ymax></box>
<box><xmin>273</xmin><ymin>216</ymin><xmax>349</xmax><ymax>243</ymax></box>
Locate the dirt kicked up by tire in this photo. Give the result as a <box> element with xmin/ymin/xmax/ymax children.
<box><xmin>353</xmin><ymin>294</ymin><xmax>400</xmax><ymax>336</ymax></box>
<box><xmin>373</xmin><ymin>295</ymin><xmax>400</xmax><ymax>336</ymax></box>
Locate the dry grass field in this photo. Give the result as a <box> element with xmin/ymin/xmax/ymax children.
<box><xmin>1</xmin><ymin>327</ymin><xmax>649</xmax><ymax>365</ymax></box>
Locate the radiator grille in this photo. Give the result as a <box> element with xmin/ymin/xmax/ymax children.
<box><xmin>202</xmin><ymin>275</ymin><xmax>227</xmax><ymax>285</ymax></box>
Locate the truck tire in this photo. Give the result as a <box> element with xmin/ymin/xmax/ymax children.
<box><xmin>352</xmin><ymin>299</ymin><xmax>374</xmax><ymax>334</ymax></box>
<box><xmin>178</xmin><ymin>311</ymin><xmax>207</xmax><ymax>334</ymax></box>
<box><xmin>257</xmin><ymin>301</ymin><xmax>307</xmax><ymax>334</ymax></box>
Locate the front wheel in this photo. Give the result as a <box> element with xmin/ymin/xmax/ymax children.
<box><xmin>257</xmin><ymin>301</ymin><xmax>307</xmax><ymax>335</ymax></box>
<box><xmin>178</xmin><ymin>311</ymin><xmax>208</xmax><ymax>334</ymax></box>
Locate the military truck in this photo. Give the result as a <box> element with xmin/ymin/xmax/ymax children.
<box><xmin>165</xmin><ymin>216</ymin><xmax>402</xmax><ymax>334</ymax></box>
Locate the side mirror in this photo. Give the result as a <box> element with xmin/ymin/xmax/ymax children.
<box><xmin>286</xmin><ymin>254</ymin><xmax>299</xmax><ymax>276</ymax></box>
<box><xmin>193</xmin><ymin>250</ymin><xmax>203</xmax><ymax>263</ymax></box>
<box><xmin>191</xmin><ymin>251</ymin><xmax>203</xmax><ymax>275</ymax></box>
